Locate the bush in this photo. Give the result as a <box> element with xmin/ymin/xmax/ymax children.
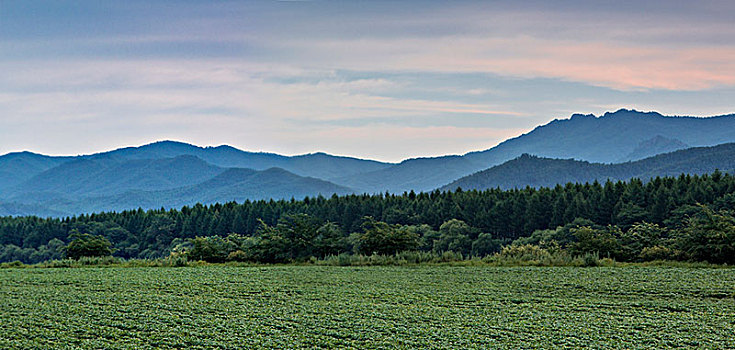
<box><xmin>188</xmin><ymin>236</ymin><xmax>234</xmax><ymax>263</ymax></box>
<box><xmin>433</xmin><ymin>219</ymin><xmax>475</xmax><ymax>255</ymax></box>
<box><xmin>164</xmin><ymin>255</ymin><xmax>189</xmax><ymax>267</ymax></box>
<box><xmin>675</xmin><ymin>206</ymin><xmax>735</xmax><ymax>264</ymax></box>
<box><xmin>39</xmin><ymin>256</ymin><xmax>120</xmax><ymax>268</ymax></box>
<box><xmin>639</xmin><ymin>246</ymin><xmax>675</xmax><ymax>262</ymax></box>
<box><xmin>618</xmin><ymin>222</ymin><xmax>668</xmax><ymax>261</ymax></box>
<box><xmin>568</xmin><ymin>226</ymin><xmax>621</xmax><ymax>258</ymax></box>
<box><xmin>226</xmin><ymin>250</ymin><xmax>249</xmax><ymax>262</ymax></box>
<box><xmin>315</xmin><ymin>251</ymin><xmax>461</xmax><ymax>266</ymax></box>
<box><xmin>352</xmin><ymin>217</ymin><xmax>419</xmax><ymax>256</ymax></box>
<box><xmin>471</xmin><ymin>233</ymin><xmax>501</xmax><ymax>257</ymax></box>
<box><xmin>65</xmin><ymin>233</ymin><xmax>114</xmax><ymax>260</ymax></box>
<box><xmin>439</xmin><ymin>251</ymin><xmax>464</xmax><ymax>262</ymax></box>
<box><xmin>581</xmin><ymin>253</ymin><xmax>600</xmax><ymax>267</ymax></box>
<box><xmin>396</xmin><ymin>251</ymin><xmax>439</xmax><ymax>264</ymax></box>
<box><xmin>498</xmin><ymin>244</ymin><xmax>551</xmax><ymax>261</ymax></box>
<box><xmin>484</xmin><ymin>244</ymin><xmax>583</xmax><ymax>266</ymax></box>
<box><xmin>0</xmin><ymin>261</ymin><xmax>26</xmax><ymax>268</ymax></box>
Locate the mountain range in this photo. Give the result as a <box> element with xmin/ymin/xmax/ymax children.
<box><xmin>442</xmin><ymin>143</ymin><xmax>735</xmax><ymax>191</ymax></box>
<box><xmin>335</xmin><ymin>109</ymin><xmax>735</xmax><ymax>193</ymax></box>
<box><xmin>2</xmin><ymin>108</ymin><xmax>735</xmax><ymax>216</ymax></box>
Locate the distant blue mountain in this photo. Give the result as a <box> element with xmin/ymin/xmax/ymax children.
<box><xmin>333</xmin><ymin>155</ymin><xmax>479</xmax><ymax>194</ymax></box>
<box><xmin>0</xmin><ymin>140</ymin><xmax>391</xmax><ymax>191</ymax></box>
<box><xmin>0</xmin><ymin>152</ymin><xmax>71</xmax><ymax>191</ymax></box>
<box><xmin>619</xmin><ymin>135</ymin><xmax>689</xmax><ymax>162</ymax></box>
<box><xmin>0</xmin><ymin>141</ymin><xmax>386</xmax><ymax>215</ymax></box>
<box><xmin>3</xmin><ymin>109</ymin><xmax>735</xmax><ymax>216</ymax></box>
<box><xmin>61</xmin><ymin>167</ymin><xmax>354</xmax><ymax>214</ymax></box>
<box><xmin>5</xmin><ymin>155</ymin><xmax>223</xmax><ymax>197</ymax></box>
<box><xmin>1</xmin><ymin>156</ymin><xmax>354</xmax><ymax>216</ymax></box>
<box><xmin>86</xmin><ymin>140</ymin><xmax>392</xmax><ymax>180</ymax></box>
<box><xmin>464</xmin><ymin>109</ymin><xmax>735</xmax><ymax>165</ymax></box>
<box><xmin>151</xmin><ymin>167</ymin><xmax>353</xmax><ymax>207</ymax></box>
<box><xmin>341</xmin><ymin>109</ymin><xmax>735</xmax><ymax>193</ymax></box>
<box><xmin>442</xmin><ymin>143</ymin><xmax>735</xmax><ymax>191</ymax></box>
<box><xmin>0</xmin><ymin>201</ymin><xmax>68</xmax><ymax>218</ymax></box>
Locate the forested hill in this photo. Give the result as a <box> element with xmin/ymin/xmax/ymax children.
<box><xmin>89</xmin><ymin>141</ymin><xmax>392</xmax><ymax>180</ymax></box>
<box><xmin>0</xmin><ymin>152</ymin><xmax>71</xmax><ymax>191</ymax></box>
<box><xmin>335</xmin><ymin>109</ymin><xmax>735</xmax><ymax>193</ymax></box>
<box><xmin>0</xmin><ymin>155</ymin><xmax>353</xmax><ymax>216</ymax></box>
<box><xmin>0</xmin><ymin>140</ymin><xmax>392</xmax><ymax>192</ymax></box>
<box><xmin>78</xmin><ymin>167</ymin><xmax>354</xmax><ymax>213</ymax></box>
<box><xmin>442</xmin><ymin>143</ymin><xmax>735</xmax><ymax>191</ymax></box>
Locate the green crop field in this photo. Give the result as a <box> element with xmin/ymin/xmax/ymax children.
<box><xmin>1</xmin><ymin>266</ymin><xmax>734</xmax><ymax>349</ymax></box>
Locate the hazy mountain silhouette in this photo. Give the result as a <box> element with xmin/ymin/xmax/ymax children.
<box><xmin>3</xmin><ymin>109</ymin><xmax>735</xmax><ymax>215</ymax></box>
<box><xmin>0</xmin><ymin>152</ymin><xmax>71</xmax><ymax>191</ymax></box>
<box><xmin>619</xmin><ymin>135</ymin><xmax>688</xmax><ymax>162</ymax></box>
<box><xmin>0</xmin><ymin>140</ymin><xmax>390</xmax><ymax>185</ymax></box>
<box><xmin>5</xmin><ymin>155</ymin><xmax>223</xmax><ymax>197</ymax></box>
<box><xmin>0</xmin><ymin>141</ymin><xmax>384</xmax><ymax>215</ymax></box>
<box><xmin>464</xmin><ymin>109</ymin><xmax>735</xmax><ymax>165</ymax></box>
<box><xmin>442</xmin><ymin>143</ymin><xmax>735</xmax><ymax>191</ymax></box>
<box><xmin>86</xmin><ymin>140</ymin><xmax>392</xmax><ymax>180</ymax></box>
<box><xmin>155</xmin><ymin>167</ymin><xmax>353</xmax><ymax>206</ymax></box>
<box><xmin>333</xmin><ymin>155</ymin><xmax>479</xmax><ymax>193</ymax></box>
<box><xmin>3</xmin><ymin>161</ymin><xmax>353</xmax><ymax>216</ymax></box>
<box><xmin>0</xmin><ymin>201</ymin><xmax>68</xmax><ymax>218</ymax></box>
<box><xmin>60</xmin><ymin>167</ymin><xmax>354</xmax><ymax>214</ymax></box>
<box><xmin>343</xmin><ymin>109</ymin><xmax>735</xmax><ymax>193</ymax></box>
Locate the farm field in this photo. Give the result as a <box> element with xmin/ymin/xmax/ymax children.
<box><xmin>1</xmin><ymin>266</ymin><xmax>734</xmax><ymax>349</ymax></box>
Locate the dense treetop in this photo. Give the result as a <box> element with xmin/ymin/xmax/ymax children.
<box><xmin>1</xmin><ymin>170</ymin><xmax>734</xmax><ymax>264</ymax></box>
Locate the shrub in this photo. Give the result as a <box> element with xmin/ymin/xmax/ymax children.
<box><xmin>439</xmin><ymin>251</ymin><xmax>464</xmax><ymax>262</ymax></box>
<box><xmin>471</xmin><ymin>233</ymin><xmax>501</xmax><ymax>257</ymax></box>
<box><xmin>164</xmin><ymin>255</ymin><xmax>189</xmax><ymax>267</ymax></box>
<box><xmin>226</xmin><ymin>250</ymin><xmax>249</xmax><ymax>262</ymax></box>
<box><xmin>39</xmin><ymin>256</ymin><xmax>120</xmax><ymax>268</ymax></box>
<box><xmin>618</xmin><ymin>222</ymin><xmax>668</xmax><ymax>261</ymax></box>
<box><xmin>352</xmin><ymin>217</ymin><xmax>419</xmax><ymax>255</ymax></box>
<box><xmin>675</xmin><ymin>206</ymin><xmax>735</xmax><ymax>264</ymax></box>
<box><xmin>65</xmin><ymin>233</ymin><xmax>114</xmax><ymax>260</ymax></box>
<box><xmin>498</xmin><ymin>244</ymin><xmax>551</xmax><ymax>261</ymax></box>
<box><xmin>639</xmin><ymin>246</ymin><xmax>674</xmax><ymax>262</ymax></box>
<box><xmin>0</xmin><ymin>261</ymin><xmax>26</xmax><ymax>268</ymax></box>
<box><xmin>568</xmin><ymin>226</ymin><xmax>621</xmax><ymax>258</ymax></box>
<box><xmin>188</xmin><ymin>236</ymin><xmax>234</xmax><ymax>263</ymax></box>
<box><xmin>581</xmin><ymin>253</ymin><xmax>600</xmax><ymax>267</ymax></box>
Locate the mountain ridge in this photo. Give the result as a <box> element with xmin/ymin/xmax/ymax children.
<box><xmin>338</xmin><ymin>109</ymin><xmax>735</xmax><ymax>193</ymax></box>
<box><xmin>1</xmin><ymin>157</ymin><xmax>354</xmax><ymax>216</ymax></box>
<box><xmin>4</xmin><ymin>108</ymin><xmax>735</xmax><ymax>216</ymax></box>
<box><xmin>442</xmin><ymin>143</ymin><xmax>735</xmax><ymax>191</ymax></box>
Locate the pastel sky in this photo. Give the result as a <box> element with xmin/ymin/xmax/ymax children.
<box><xmin>1</xmin><ymin>0</ymin><xmax>734</xmax><ymax>162</ymax></box>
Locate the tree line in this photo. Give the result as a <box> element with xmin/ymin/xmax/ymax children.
<box><xmin>1</xmin><ymin>171</ymin><xmax>734</xmax><ymax>264</ymax></box>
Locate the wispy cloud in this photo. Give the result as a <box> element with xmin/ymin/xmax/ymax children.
<box><xmin>1</xmin><ymin>1</ymin><xmax>734</xmax><ymax>160</ymax></box>
<box><xmin>260</xmin><ymin>35</ymin><xmax>735</xmax><ymax>91</ymax></box>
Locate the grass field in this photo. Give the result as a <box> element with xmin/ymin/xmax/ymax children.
<box><xmin>1</xmin><ymin>266</ymin><xmax>734</xmax><ymax>349</ymax></box>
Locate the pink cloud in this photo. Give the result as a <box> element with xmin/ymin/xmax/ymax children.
<box><xmin>278</xmin><ymin>36</ymin><xmax>735</xmax><ymax>91</ymax></box>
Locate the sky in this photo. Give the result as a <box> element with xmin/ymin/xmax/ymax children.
<box><xmin>1</xmin><ymin>0</ymin><xmax>735</xmax><ymax>162</ymax></box>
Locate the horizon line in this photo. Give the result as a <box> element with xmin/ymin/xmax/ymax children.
<box><xmin>2</xmin><ymin>108</ymin><xmax>733</xmax><ymax>162</ymax></box>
